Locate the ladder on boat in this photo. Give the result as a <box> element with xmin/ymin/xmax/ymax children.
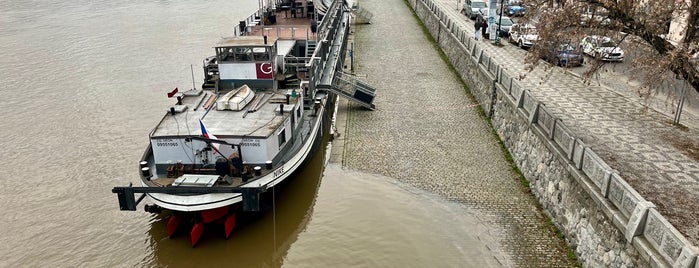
<box><xmin>305</xmin><ymin>40</ymin><xmax>317</xmax><ymax>58</ymax></box>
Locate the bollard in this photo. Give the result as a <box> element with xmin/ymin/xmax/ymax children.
<box><xmin>254</xmin><ymin>166</ymin><xmax>262</xmax><ymax>176</ymax></box>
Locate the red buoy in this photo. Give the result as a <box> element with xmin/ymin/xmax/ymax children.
<box><xmin>224</xmin><ymin>214</ymin><xmax>237</xmax><ymax>239</ymax></box>
<box><xmin>201</xmin><ymin>206</ymin><xmax>229</xmax><ymax>223</ymax></box>
<box><xmin>167</xmin><ymin>215</ymin><xmax>181</xmax><ymax>238</ymax></box>
<box><xmin>191</xmin><ymin>222</ymin><xmax>206</xmax><ymax>247</ymax></box>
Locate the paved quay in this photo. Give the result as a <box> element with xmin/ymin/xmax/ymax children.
<box><xmin>331</xmin><ymin>0</ymin><xmax>579</xmax><ymax>266</ymax></box>
<box><xmin>429</xmin><ymin>0</ymin><xmax>699</xmax><ymax>248</ymax></box>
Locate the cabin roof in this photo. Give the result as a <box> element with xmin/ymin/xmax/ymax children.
<box><xmin>151</xmin><ymin>88</ymin><xmax>299</xmax><ymax>139</ymax></box>
<box><xmin>216</xmin><ymin>36</ymin><xmax>277</xmax><ymax>47</ymax></box>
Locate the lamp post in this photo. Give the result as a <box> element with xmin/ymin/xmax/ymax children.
<box><xmin>495</xmin><ymin>0</ymin><xmax>505</xmax><ymax>45</ymax></box>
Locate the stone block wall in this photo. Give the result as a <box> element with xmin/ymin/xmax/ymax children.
<box><xmin>406</xmin><ymin>0</ymin><xmax>699</xmax><ymax>267</ymax></box>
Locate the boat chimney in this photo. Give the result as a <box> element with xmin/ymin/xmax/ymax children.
<box><xmin>139</xmin><ymin>161</ymin><xmax>148</xmax><ymax>168</ymax></box>
<box><xmin>170</xmin><ymin>107</ymin><xmax>176</xmax><ymax>115</ymax></box>
<box><xmin>286</xmin><ymin>93</ymin><xmax>290</xmax><ymax>104</ymax></box>
<box><xmin>265</xmin><ymin>160</ymin><xmax>273</xmax><ymax>169</ymax></box>
<box><xmin>279</xmin><ymin>103</ymin><xmax>284</xmax><ymax>115</ymax></box>
<box><xmin>263</xmin><ymin>35</ymin><xmax>268</xmax><ymax>44</ymax></box>
<box><xmin>177</xmin><ymin>96</ymin><xmax>182</xmax><ymax>105</ymax></box>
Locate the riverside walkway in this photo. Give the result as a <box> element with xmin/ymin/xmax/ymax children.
<box><xmin>427</xmin><ymin>0</ymin><xmax>699</xmax><ymax>246</ymax></box>
<box><xmin>334</xmin><ymin>0</ymin><xmax>698</xmax><ymax>266</ymax></box>
<box><xmin>332</xmin><ymin>0</ymin><xmax>579</xmax><ymax>266</ymax></box>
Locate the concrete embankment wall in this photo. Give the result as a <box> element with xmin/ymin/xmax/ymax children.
<box><xmin>405</xmin><ymin>0</ymin><xmax>699</xmax><ymax>267</ymax></box>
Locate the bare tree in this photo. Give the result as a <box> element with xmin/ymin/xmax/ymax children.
<box><xmin>521</xmin><ymin>0</ymin><xmax>699</xmax><ymax>96</ymax></box>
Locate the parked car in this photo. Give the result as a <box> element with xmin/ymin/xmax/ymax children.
<box><xmin>494</xmin><ymin>16</ymin><xmax>514</xmax><ymax>37</ymax></box>
<box><xmin>464</xmin><ymin>0</ymin><xmax>487</xmax><ymax>20</ymax></box>
<box><xmin>505</xmin><ymin>4</ymin><xmax>526</xmax><ymax>16</ymax></box>
<box><xmin>497</xmin><ymin>1</ymin><xmax>526</xmax><ymax>17</ymax></box>
<box><xmin>541</xmin><ymin>43</ymin><xmax>585</xmax><ymax>67</ymax></box>
<box><xmin>579</xmin><ymin>35</ymin><xmax>624</xmax><ymax>62</ymax></box>
<box><xmin>508</xmin><ymin>23</ymin><xmax>538</xmax><ymax>49</ymax></box>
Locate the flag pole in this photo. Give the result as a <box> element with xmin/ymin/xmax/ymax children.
<box><xmin>190</xmin><ymin>64</ymin><xmax>196</xmax><ymax>90</ymax></box>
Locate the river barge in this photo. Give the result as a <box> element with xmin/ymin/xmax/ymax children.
<box><xmin>112</xmin><ymin>0</ymin><xmax>376</xmax><ymax>246</ymax></box>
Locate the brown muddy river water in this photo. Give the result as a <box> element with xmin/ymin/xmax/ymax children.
<box><xmin>0</xmin><ymin>0</ymin><xmax>507</xmax><ymax>267</ymax></box>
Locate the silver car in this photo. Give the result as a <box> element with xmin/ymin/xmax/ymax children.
<box><xmin>579</xmin><ymin>35</ymin><xmax>624</xmax><ymax>62</ymax></box>
<box><xmin>464</xmin><ymin>0</ymin><xmax>487</xmax><ymax>20</ymax></box>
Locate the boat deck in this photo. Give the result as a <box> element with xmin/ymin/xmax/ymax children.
<box><xmin>151</xmin><ymin>88</ymin><xmax>300</xmax><ymax>138</ymax></box>
<box><xmin>241</xmin><ymin>4</ymin><xmax>316</xmax><ymax>40</ymax></box>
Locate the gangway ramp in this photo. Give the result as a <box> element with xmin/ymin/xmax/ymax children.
<box><xmin>327</xmin><ymin>71</ymin><xmax>376</xmax><ymax>110</ymax></box>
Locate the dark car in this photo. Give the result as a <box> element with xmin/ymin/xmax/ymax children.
<box><xmin>505</xmin><ymin>4</ymin><xmax>525</xmax><ymax>16</ymax></box>
<box><xmin>494</xmin><ymin>16</ymin><xmax>514</xmax><ymax>37</ymax></box>
<box><xmin>541</xmin><ymin>43</ymin><xmax>584</xmax><ymax>67</ymax></box>
<box><xmin>497</xmin><ymin>1</ymin><xmax>525</xmax><ymax>16</ymax></box>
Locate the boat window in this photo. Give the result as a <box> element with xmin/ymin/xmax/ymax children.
<box><xmin>278</xmin><ymin>129</ymin><xmax>287</xmax><ymax>147</ymax></box>
<box><xmin>253</xmin><ymin>47</ymin><xmax>270</xmax><ymax>61</ymax></box>
<box><xmin>218</xmin><ymin>47</ymin><xmax>237</xmax><ymax>62</ymax></box>
<box><xmin>234</xmin><ymin>47</ymin><xmax>253</xmax><ymax>62</ymax></box>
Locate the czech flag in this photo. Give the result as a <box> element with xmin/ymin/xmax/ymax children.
<box><xmin>199</xmin><ymin>120</ymin><xmax>220</xmax><ymax>151</ymax></box>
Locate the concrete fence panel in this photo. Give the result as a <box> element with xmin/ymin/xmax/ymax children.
<box><xmin>572</xmin><ymin>138</ymin><xmax>585</xmax><ymax>170</ymax></box>
<box><xmin>520</xmin><ymin>90</ymin><xmax>537</xmax><ymax>116</ymax></box>
<box><xmin>488</xmin><ymin>57</ymin><xmax>497</xmax><ymax>75</ymax></box>
<box><xmin>478</xmin><ymin>52</ymin><xmax>487</xmax><ymax>65</ymax></box>
<box><xmin>642</xmin><ymin>209</ymin><xmax>698</xmax><ymax>267</ymax></box>
<box><xmin>609</xmin><ymin>173</ymin><xmax>635</xmax><ymax>219</ymax></box>
<box><xmin>581</xmin><ymin>148</ymin><xmax>612</xmax><ymax>196</ymax></box>
<box><xmin>472</xmin><ymin>44</ymin><xmax>482</xmax><ymax>59</ymax></box>
<box><xmin>552</xmin><ymin>120</ymin><xmax>575</xmax><ymax>160</ymax></box>
<box><xmin>464</xmin><ymin>31</ymin><xmax>472</xmax><ymax>48</ymax></box>
<box><xmin>511</xmin><ymin>80</ymin><xmax>523</xmax><ymax>101</ymax></box>
<box><xmin>501</xmin><ymin>70</ymin><xmax>512</xmax><ymax>95</ymax></box>
<box><xmin>535</xmin><ymin>104</ymin><xmax>556</xmax><ymax>138</ymax></box>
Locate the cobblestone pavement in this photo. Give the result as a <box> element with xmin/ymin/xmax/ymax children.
<box><xmin>335</xmin><ymin>0</ymin><xmax>579</xmax><ymax>266</ymax></box>
<box><xmin>431</xmin><ymin>0</ymin><xmax>699</xmax><ymax>245</ymax></box>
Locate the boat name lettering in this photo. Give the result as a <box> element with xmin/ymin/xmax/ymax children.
<box><xmin>240</xmin><ymin>139</ymin><xmax>260</xmax><ymax>147</ymax></box>
<box><xmin>273</xmin><ymin>166</ymin><xmax>285</xmax><ymax>178</ymax></box>
<box><xmin>155</xmin><ymin>139</ymin><xmax>178</xmax><ymax>147</ymax></box>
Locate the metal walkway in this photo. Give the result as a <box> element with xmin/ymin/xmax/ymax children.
<box><xmin>310</xmin><ymin>0</ymin><xmax>378</xmax><ymax>110</ymax></box>
<box><xmin>328</xmin><ymin>71</ymin><xmax>376</xmax><ymax>110</ymax></box>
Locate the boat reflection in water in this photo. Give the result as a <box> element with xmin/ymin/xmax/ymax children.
<box><xmin>144</xmin><ymin>134</ymin><xmax>330</xmax><ymax>267</ymax></box>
